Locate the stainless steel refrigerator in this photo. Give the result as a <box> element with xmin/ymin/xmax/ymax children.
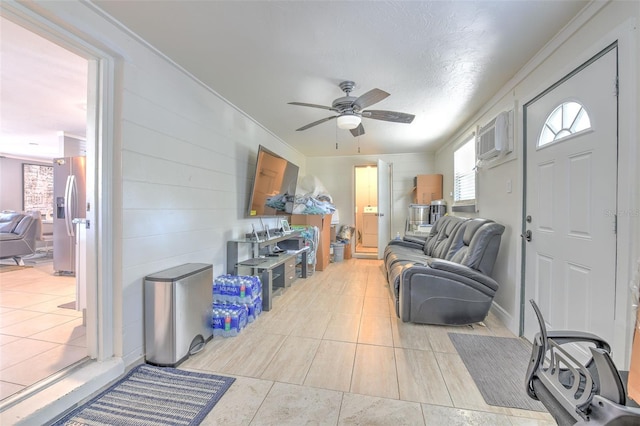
<box><xmin>53</xmin><ymin>156</ymin><xmax>86</xmax><ymax>275</ymax></box>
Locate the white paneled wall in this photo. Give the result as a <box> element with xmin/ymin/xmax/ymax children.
<box><xmin>33</xmin><ymin>1</ymin><xmax>305</xmax><ymax>365</ymax></box>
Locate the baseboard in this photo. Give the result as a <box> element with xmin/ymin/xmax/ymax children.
<box><xmin>490</xmin><ymin>301</ymin><xmax>519</xmax><ymax>336</ymax></box>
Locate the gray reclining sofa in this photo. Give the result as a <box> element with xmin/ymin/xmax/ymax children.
<box><xmin>0</xmin><ymin>212</ymin><xmax>39</xmax><ymax>265</ymax></box>
<box><xmin>383</xmin><ymin>215</ymin><xmax>505</xmax><ymax>325</ymax></box>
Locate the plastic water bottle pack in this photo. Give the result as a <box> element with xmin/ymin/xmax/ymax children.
<box><xmin>211</xmin><ymin>275</ymin><xmax>263</xmax><ymax>337</ymax></box>
<box><xmin>213</xmin><ymin>274</ymin><xmax>262</xmax><ymax>303</ymax></box>
<box><xmin>211</xmin><ymin>302</ymin><xmax>249</xmax><ymax>337</ymax></box>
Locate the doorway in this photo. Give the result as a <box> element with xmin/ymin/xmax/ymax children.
<box><xmin>522</xmin><ymin>44</ymin><xmax>618</xmax><ymax>354</ymax></box>
<box><xmin>354</xmin><ymin>165</ymin><xmax>378</xmax><ymax>256</ymax></box>
<box><xmin>0</xmin><ymin>16</ymin><xmax>93</xmax><ymax>403</ymax></box>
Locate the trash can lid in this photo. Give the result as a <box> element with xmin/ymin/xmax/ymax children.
<box><xmin>144</xmin><ymin>263</ymin><xmax>212</xmax><ymax>282</ymax></box>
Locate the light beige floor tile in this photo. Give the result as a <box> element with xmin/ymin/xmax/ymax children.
<box><xmin>290</xmin><ymin>310</ymin><xmax>332</xmax><ymax>339</ymax></box>
<box><xmin>67</xmin><ymin>334</ymin><xmax>87</xmax><ymax>348</ymax></box>
<box><xmin>0</xmin><ymin>381</ymin><xmax>25</xmax><ymax>401</ymax></box>
<box><xmin>221</xmin><ymin>333</ymin><xmax>286</xmax><ymax>377</ymax></box>
<box><xmin>395</xmin><ymin>348</ymin><xmax>453</xmax><ymax>406</ymax></box>
<box><xmin>29</xmin><ymin>318</ymin><xmax>85</xmax><ymax>344</ymax></box>
<box><xmin>362</xmin><ymin>296</ymin><xmax>391</xmax><ymax>317</ymax></box>
<box><xmin>341</xmin><ymin>281</ymin><xmax>367</xmax><ymax>296</ymax></box>
<box><xmin>22</xmin><ymin>296</ymin><xmax>83</xmax><ymax>316</ymax></box>
<box><xmin>304</xmin><ymin>340</ymin><xmax>356</xmax><ymax>392</ymax></box>
<box><xmin>421</xmin><ymin>403</ymin><xmax>513</xmax><ymax>426</ymax></box>
<box><xmin>332</xmin><ymin>295</ymin><xmax>364</xmax><ymax>314</ymax></box>
<box><xmin>257</xmin><ymin>309</ymin><xmax>298</xmax><ymax>335</ymax></box>
<box><xmin>260</xmin><ymin>335</ymin><xmax>320</xmax><ymax>384</ymax></box>
<box><xmin>435</xmin><ymin>351</ymin><xmax>510</xmax><ymax>415</ymax></box>
<box><xmin>0</xmin><ymin>291</ymin><xmax>61</xmax><ymax>309</ymax></box>
<box><xmin>0</xmin><ymin>313</ymin><xmax>78</xmax><ymax>337</ymax></box>
<box><xmin>308</xmin><ymin>292</ymin><xmax>341</xmax><ymax>312</ymax></box>
<box><xmin>323</xmin><ymin>313</ymin><xmax>361</xmax><ymax>343</ymax></box>
<box><xmin>251</xmin><ymin>382</ymin><xmax>342</xmax><ymax>426</ymax></box>
<box><xmin>0</xmin><ymin>309</ymin><xmax>44</xmax><ymax>327</ymax></box>
<box><xmin>507</xmin><ymin>414</ymin><xmax>556</xmax><ymax>425</ymax></box>
<box><xmin>391</xmin><ymin>316</ymin><xmax>432</xmax><ymax>350</ymax></box>
<box><xmin>351</xmin><ymin>344</ymin><xmax>398</xmax><ymax>399</ymax></box>
<box><xmin>181</xmin><ymin>333</ymin><xmax>244</xmax><ymax>372</ymax></box>
<box><xmin>338</xmin><ymin>392</ymin><xmax>425</xmax><ymax>425</ymax></box>
<box><xmin>0</xmin><ymin>333</ymin><xmax>21</xmax><ymax>346</ymax></box>
<box><xmin>358</xmin><ymin>315</ymin><xmax>393</xmax><ymax>346</ymax></box>
<box><xmin>0</xmin><ymin>344</ymin><xmax>87</xmax><ymax>386</ymax></box>
<box><xmin>0</xmin><ymin>338</ymin><xmax>59</xmax><ymax>369</ymax></box>
<box><xmin>365</xmin><ymin>282</ymin><xmax>390</xmax><ymax>299</ymax></box>
<box><xmin>199</xmin><ymin>375</ymin><xmax>273</xmax><ymax>426</ymax></box>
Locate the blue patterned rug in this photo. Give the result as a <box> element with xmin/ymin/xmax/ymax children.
<box><xmin>52</xmin><ymin>364</ymin><xmax>235</xmax><ymax>425</ymax></box>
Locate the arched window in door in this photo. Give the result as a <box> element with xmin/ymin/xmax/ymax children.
<box><xmin>538</xmin><ymin>101</ymin><xmax>591</xmax><ymax>147</ymax></box>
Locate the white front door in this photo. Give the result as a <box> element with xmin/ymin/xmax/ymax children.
<box><xmin>523</xmin><ymin>46</ymin><xmax>618</xmax><ymax>349</ymax></box>
<box><xmin>377</xmin><ymin>158</ymin><xmax>392</xmax><ymax>259</ymax></box>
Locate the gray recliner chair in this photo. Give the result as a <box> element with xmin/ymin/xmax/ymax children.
<box><xmin>525</xmin><ymin>299</ymin><xmax>640</xmax><ymax>425</ymax></box>
<box><xmin>0</xmin><ymin>212</ymin><xmax>39</xmax><ymax>265</ymax></box>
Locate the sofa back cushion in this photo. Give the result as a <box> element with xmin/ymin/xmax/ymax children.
<box><xmin>449</xmin><ymin>221</ymin><xmax>506</xmax><ymax>275</ymax></box>
<box><xmin>423</xmin><ymin>216</ymin><xmax>468</xmax><ymax>258</ymax></box>
<box><xmin>0</xmin><ymin>213</ymin><xmax>25</xmax><ymax>233</ymax></box>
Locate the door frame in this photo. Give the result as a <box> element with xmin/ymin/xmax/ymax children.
<box><xmin>1</xmin><ymin>0</ymin><xmax>118</xmax><ymax>405</ymax></box>
<box><xmin>519</xmin><ymin>19</ymin><xmax>638</xmax><ymax>367</ymax></box>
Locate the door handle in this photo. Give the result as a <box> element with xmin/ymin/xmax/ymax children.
<box><xmin>521</xmin><ymin>230</ymin><xmax>532</xmax><ymax>242</ymax></box>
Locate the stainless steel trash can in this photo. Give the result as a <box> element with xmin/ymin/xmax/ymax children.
<box><xmin>144</xmin><ymin>263</ymin><xmax>213</xmax><ymax>367</ymax></box>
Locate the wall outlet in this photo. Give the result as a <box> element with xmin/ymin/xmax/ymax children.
<box><xmin>506</xmin><ymin>179</ymin><xmax>512</xmax><ymax>193</ymax></box>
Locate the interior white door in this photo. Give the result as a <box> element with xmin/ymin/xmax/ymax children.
<box><xmin>377</xmin><ymin>158</ymin><xmax>391</xmax><ymax>259</ymax></box>
<box><xmin>523</xmin><ymin>46</ymin><xmax>618</xmax><ymax>349</ymax></box>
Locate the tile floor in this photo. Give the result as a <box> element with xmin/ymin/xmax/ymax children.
<box><xmin>0</xmin><ymin>260</ymin><xmax>87</xmax><ymax>401</ymax></box>
<box><xmin>183</xmin><ymin>258</ymin><xmax>555</xmax><ymax>425</ymax></box>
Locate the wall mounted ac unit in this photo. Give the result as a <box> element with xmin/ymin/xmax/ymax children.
<box><xmin>477</xmin><ymin>110</ymin><xmax>513</xmax><ymax>160</ymax></box>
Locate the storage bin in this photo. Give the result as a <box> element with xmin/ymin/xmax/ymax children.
<box><xmin>332</xmin><ymin>243</ymin><xmax>344</xmax><ymax>262</ymax></box>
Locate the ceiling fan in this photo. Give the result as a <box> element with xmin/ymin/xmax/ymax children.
<box><xmin>288</xmin><ymin>81</ymin><xmax>415</xmax><ymax>137</ymax></box>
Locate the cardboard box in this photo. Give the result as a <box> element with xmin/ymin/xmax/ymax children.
<box><xmin>628</xmin><ymin>307</ymin><xmax>640</xmax><ymax>403</ymax></box>
<box><xmin>344</xmin><ymin>242</ymin><xmax>352</xmax><ymax>259</ymax></box>
<box><xmin>290</xmin><ymin>214</ymin><xmax>332</xmax><ymax>271</ymax></box>
<box><xmin>330</xmin><ymin>225</ymin><xmax>336</xmax><ymax>242</ymax></box>
<box><xmin>413</xmin><ymin>174</ymin><xmax>443</xmax><ymax>204</ymax></box>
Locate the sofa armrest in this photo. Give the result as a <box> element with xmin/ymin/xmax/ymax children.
<box><xmin>398</xmin><ymin>261</ymin><xmax>500</xmax><ymax>324</ymax></box>
<box><xmin>387</xmin><ymin>239</ymin><xmax>424</xmax><ymax>250</ymax></box>
<box><xmin>425</xmin><ymin>258</ymin><xmax>499</xmax><ymax>292</ymax></box>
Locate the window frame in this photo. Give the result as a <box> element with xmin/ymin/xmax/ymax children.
<box><xmin>537</xmin><ymin>100</ymin><xmax>592</xmax><ymax>148</ymax></box>
<box><xmin>452</xmin><ymin>134</ymin><xmax>477</xmax><ymax>212</ymax></box>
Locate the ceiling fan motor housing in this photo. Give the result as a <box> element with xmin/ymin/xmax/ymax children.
<box><xmin>332</xmin><ymin>96</ymin><xmax>359</xmax><ymax>114</ymax></box>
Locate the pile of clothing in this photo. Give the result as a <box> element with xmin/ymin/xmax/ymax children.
<box><xmin>266</xmin><ymin>175</ymin><xmax>336</xmax><ymax>215</ymax></box>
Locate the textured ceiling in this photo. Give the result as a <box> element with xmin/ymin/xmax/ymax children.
<box><xmin>1</xmin><ymin>1</ymin><xmax>588</xmax><ymax>160</ymax></box>
<box><xmin>93</xmin><ymin>0</ymin><xmax>588</xmax><ymax>157</ymax></box>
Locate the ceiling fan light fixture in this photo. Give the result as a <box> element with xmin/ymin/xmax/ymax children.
<box><xmin>336</xmin><ymin>114</ymin><xmax>361</xmax><ymax>130</ymax></box>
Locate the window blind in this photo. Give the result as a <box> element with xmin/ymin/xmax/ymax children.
<box><xmin>453</xmin><ymin>137</ymin><xmax>476</xmax><ymax>202</ymax></box>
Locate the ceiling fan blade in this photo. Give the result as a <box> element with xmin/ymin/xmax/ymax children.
<box><xmin>288</xmin><ymin>102</ymin><xmax>336</xmax><ymax>111</ymax></box>
<box><xmin>362</xmin><ymin>110</ymin><xmax>415</xmax><ymax>123</ymax></box>
<box><xmin>350</xmin><ymin>123</ymin><xmax>365</xmax><ymax>137</ymax></box>
<box><xmin>353</xmin><ymin>88</ymin><xmax>390</xmax><ymax>110</ymax></box>
<box><xmin>296</xmin><ymin>115</ymin><xmax>336</xmax><ymax>131</ymax></box>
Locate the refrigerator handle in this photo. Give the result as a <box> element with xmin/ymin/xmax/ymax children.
<box><xmin>64</xmin><ymin>175</ymin><xmax>77</xmax><ymax>237</ymax></box>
